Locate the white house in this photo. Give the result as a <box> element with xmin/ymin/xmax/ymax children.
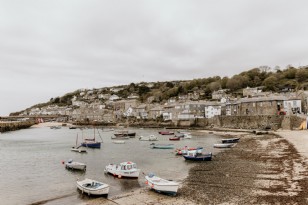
<box><xmin>204</xmin><ymin>102</ymin><xmax>222</xmax><ymax>118</ymax></box>
<box><xmin>283</xmin><ymin>99</ymin><xmax>302</xmax><ymax>115</ymax></box>
<box><xmin>109</xmin><ymin>95</ymin><xmax>120</xmax><ymax>101</ymax></box>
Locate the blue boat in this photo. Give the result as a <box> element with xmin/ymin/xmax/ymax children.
<box><xmin>80</xmin><ymin>128</ymin><xmax>102</xmax><ymax>149</ymax></box>
<box><xmin>221</xmin><ymin>137</ymin><xmax>240</xmax><ymax>143</ymax></box>
<box><xmin>183</xmin><ymin>151</ymin><xmax>212</xmax><ymax>161</ymax></box>
<box><xmin>81</xmin><ymin>141</ymin><xmax>101</xmax><ymax>148</ymax></box>
<box><xmin>150</xmin><ymin>143</ymin><xmax>174</xmax><ymax>149</ymax></box>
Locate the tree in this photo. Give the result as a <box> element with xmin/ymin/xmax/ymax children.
<box><xmin>296</xmin><ymin>68</ymin><xmax>308</xmax><ymax>83</ymax></box>
<box><xmin>263</xmin><ymin>76</ymin><xmax>278</xmax><ymax>91</ymax></box>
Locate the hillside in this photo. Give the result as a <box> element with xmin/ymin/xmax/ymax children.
<box><xmin>10</xmin><ymin>65</ymin><xmax>308</xmax><ymax>116</ymax></box>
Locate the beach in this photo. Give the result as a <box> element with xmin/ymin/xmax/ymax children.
<box><xmin>81</xmin><ymin>129</ymin><xmax>308</xmax><ymax>205</ymax></box>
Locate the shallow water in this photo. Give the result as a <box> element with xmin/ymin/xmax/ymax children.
<box><xmin>0</xmin><ymin>126</ymin><xmax>221</xmax><ymax>205</ymax></box>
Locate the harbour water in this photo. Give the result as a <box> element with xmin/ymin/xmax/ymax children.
<box><xmin>0</xmin><ymin>126</ymin><xmax>221</xmax><ymax>205</ymax></box>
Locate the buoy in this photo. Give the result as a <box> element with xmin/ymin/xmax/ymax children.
<box><xmin>145</xmin><ymin>181</ymin><xmax>148</xmax><ymax>184</ymax></box>
<box><xmin>118</xmin><ymin>175</ymin><xmax>122</xmax><ymax>179</ymax></box>
<box><xmin>61</xmin><ymin>160</ymin><xmax>65</xmax><ymax>164</ymax></box>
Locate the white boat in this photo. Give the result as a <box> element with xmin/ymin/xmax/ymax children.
<box><xmin>145</xmin><ymin>173</ymin><xmax>179</xmax><ymax>196</ymax></box>
<box><xmin>213</xmin><ymin>143</ymin><xmax>235</xmax><ymax>148</ymax></box>
<box><xmin>139</xmin><ymin>135</ymin><xmax>158</xmax><ymax>141</ymax></box>
<box><xmin>65</xmin><ymin>159</ymin><xmax>86</xmax><ymax>171</ymax></box>
<box><xmin>183</xmin><ymin>133</ymin><xmax>192</xmax><ymax>139</ymax></box>
<box><xmin>112</xmin><ymin>140</ymin><xmax>125</xmax><ymax>144</ymax></box>
<box><xmin>104</xmin><ymin>161</ymin><xmax>140</xmax><ymax>178</ymax></box>
<box><xmin>76</xmin><ymin>178</ymin><xmax>109</xmax><ymax>196</ymax></box>
<box><xmin>71</xmin><ymin>134</ymin><xmax>87</xmax><ymax>153</ymax></box>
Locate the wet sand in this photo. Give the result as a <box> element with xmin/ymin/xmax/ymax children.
<box><xmin>82</xmin><ymin>130</ymin><xmax>308</xmax><ymax>205</ymax></box>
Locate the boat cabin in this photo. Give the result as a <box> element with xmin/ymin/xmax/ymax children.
<box><xmin>187</xmin><ymin>150</ymin><xmax>198</xmax><ymax>157</ymax></box>
<box><xmin>120</xmin><ymin>162</ymin><xmax>137</xmax><ymax>170</ymax></box>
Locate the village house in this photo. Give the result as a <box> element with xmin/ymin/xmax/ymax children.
<box><xmin>133</xmin><ymin>104</ymin><xmax>148</xmax><ymax>119</ymax></box>
<box><xmin>204</xmin><ymin>102</ymin><xmax>222</xmax><ymax>119</ymax></box>
<box><xmin>177</xmin><ymin>101</ymin><xmax>208</xmax><ymax>120</ymax></box>
<box><xmin>243</xmin><ymin>86</ymin><xmax>264</xmax><ymax>97</ymax></box>
<box><xmin>109</xmin><ymin>94</ymin><xmax>121</xmax><ymax>101</ymax></box>
<box><xmin>212</xmin><ymin>89</ymin><xmax>229</xmax><ymax>100</ymax></box>
<box><xmin>283</xmin><ymin>98</ymin><xmax>302</xmax><ymax>115</ymax></box>
<box><xmin>238</xmin><ymin>96</ymin><xmax>287</xmax><ymax>116</ymax></box>
<box><xmin>148</xmin><ymin>105</ymin><xmax>164</xmax><ymax>119</ymax></box>
<box><xmin>162</xmin><ymin>104</ymin><xmax>175</xmax><ymax>121</ymax></box>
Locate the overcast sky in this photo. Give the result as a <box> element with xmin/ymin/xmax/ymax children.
<box><xmin>0</xmin><ymin>0</ymin><xmax>308</xmax><ymax>116</ymax></box>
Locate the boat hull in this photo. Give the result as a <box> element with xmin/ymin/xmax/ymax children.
<box><xmin>221</xmin><ymin>138</ymin><xmax>240</xmax><ymax>143</ymax></box>
<box><xmin>169</xmin><ymin>137</ymin><xmax>180</xmax><ymax>141</ymax></box>
<box><xmin>213</xmin><ymin>143</ymin><xmax>234</xmax><ymax>148</ymax></box>
<box><xmin>77</xmin><ymin>179</ymin><xmax>109</xmax><ymax>196</ymax></box>
<box><xmin>65</xmin><ymin>162</ymin><xmax>86</xmax><ymax>170</ymax></box>
<box><xmin>183</xmin><ymin>153</ymin><xmax>212</xmax><ymax>161</ymax></box>
<box><xmin>81</xmin><ymin>142</ymin><xmax>101</xmax><ymax>148</ymax></box>
<box><xmin>150</xmin><ymin>144</ymin><xmax>174</xmax><ymax>149</ymax></box>
<box><xmin>145</xmin><ymin>176</ymin><xmax>179</xmax><ymax>196</ymax></box>
<box><xmin>105</xmin><ymin>164</ymin><xmax>140</xmax><ymax>178</ymax></box>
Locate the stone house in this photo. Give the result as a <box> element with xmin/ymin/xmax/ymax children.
<box><xmin>243</xmin><ymin>86</ymin><xmax>264</xmax><ymax>97</ymax></box>
<box><xmin>177</xmin><ymin>101</ymin><xmax>207</xmax><ymax>119</ymax></box>
<box><xmin>238</xmin><ymin>96</ymin><xmax>287</xmax><ymax>116</ymax></box>
<box><xmin>212</xmin><ymin>89</ymin><xmax>229</xmax><ymax>100</ymax></box>
<box><xmin>148</xmin><ymin>106</ymin><xmax>164</xmax><ymax>119</ymax></box>
<box><xmin>162</xmin><ymin>104</ymin><xmax>175</xmax><ymax>121</ymax></box>
<box><xmin>133</xmin><ymin>104</ymin><xmax>148</xmax><ymax>119</ymax></box>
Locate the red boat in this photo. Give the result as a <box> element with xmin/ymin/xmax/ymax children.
<box><xmin>158</xmin><ymin>131</ymin><xmax>174</xmax><ymax>135</ymax></box>
<box><xmin>169</xmin><ymin>137</ymin><xmax>180</xmax><ymax>141</ymax></box>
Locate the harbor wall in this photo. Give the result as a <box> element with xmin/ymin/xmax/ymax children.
<box><xmin>0</xmin><ymin>121</ymin><xmax>35</xmax><ymax>133</ymax></box>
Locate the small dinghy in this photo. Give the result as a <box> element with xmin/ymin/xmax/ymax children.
<box><xmin>183</xmin><ymin>150</ymin><xmax>212</xmax><ymax>161</ymax></box>
<box><xmin>76</xmin><ymin>178</ymin><xmax>109</xmax><ymax>196</ymax></box>
<box><xmin>150</xmin><ymin>143</ymin><xmax>174</xmax><ymax>149</ymax></box>
<box><xmin>213</xmin><ymin>143</ymin><xmax>235</xmax><ymax>148</ymax></box>
<box><xmin>145</xmin><ymin>173</ymin><xmax>179</xmax><ymax>196</ymax></box>
<box><xmin>65</xmin><ymin>159</ymin><xmax>86</xmax><ymax>171</ymax></box>
<box><xmin>169</xmin><ymin>136</ymin><xmax>180</xmax><ymax>141</ymax></box>
<box><xmin>158</xmin><ymin>131</ymin><xmax>174</xmax><ymax>135</ymax></box>
<box><xmin>112</xmin><ymin>140</ymin><xmax>125</xmax><ymax>144</ymax></box>
<box><xmin>183</xmin><ymin>133</ymin><xmax>192</xmax><ymax>139</ymax></box>
<box><xmin>71</xmin><ymin>134</ymin><xmax>87</xmax><ymax>153</ymax></box>
<box><xmin>104</xmin><ymin>161</ymin><xmax>140</xmax><ymax>178</ymax></box>
<box><xmin>139</xmin><ymin>135</ymin><xmax>158</xmax><ymax>141</ymax></box>
<box><xmin>221</xmin><ymin>137</ymin><xmax>240</xmax><ymax>143</ymax></box>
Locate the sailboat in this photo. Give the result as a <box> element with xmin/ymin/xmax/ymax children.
<box><xmin>71</xmin><ymin>134</ymin><xmax>87</xmax><ymax>153</ymax></box>
<box><xmin>80</xmin><ymin>128</ymin><xmax>102</xmax><ymax>149</ymax></box>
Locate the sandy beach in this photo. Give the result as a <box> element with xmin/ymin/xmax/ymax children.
<box><xmin>77</xmin><ymin>129</ymin><xmax>308</xmax><ymax>205</ymax></box>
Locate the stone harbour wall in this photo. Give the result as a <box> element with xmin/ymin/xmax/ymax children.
<box><xmin>0</xmin><ymin>121</ymin><xmax>35</xmax><ymax>132</ymax></box>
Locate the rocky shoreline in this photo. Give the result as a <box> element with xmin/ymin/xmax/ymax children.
<box><xmin>180</xmin><ymin>133</ymin><xmax>308</xmax><ymax>204</ymax></box>
<box><xmin>85</xmin><ymin>131</ymin><xmax>308</xmax><ymax>205</ymax></box>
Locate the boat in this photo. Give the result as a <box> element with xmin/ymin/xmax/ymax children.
<box><xmin>175</xmin><ymin>146</ymin><xmax>203</xmax><ymax>155</ymax></box>
<box><xmin>213</xmin><ymin>143</ymin><xmax>235</xmax><ymax>148</ymax></box>
<box><xmin>145</xmin><ymin>173</ymin><xmax>179</xmax><ymax>196</ymax></box>
<box><xmin>175</xmin><ymin>133</ymin><xmax>184</xmax><ymax>138</ymax></box>
<box><xmin>169</xmin><ymin>137</ymin><xmax>180</xmax><ymax>141</ymax></box>
<box><xmin>111</xmin><ymin>136</ymin><xmax>129</xmax><ymax>140</ymax></box>
<box><xmin>114</xmin><ymin>131</ymin><xmax>136</xmax><ymax>138</ymax></box>
<box><xmin>221</xmin><ymin>137</ymin><xmax>240</xmax><ymax>143</ymax></box>
<box><xmin>183</xmin><ymin>133</ymin><xmax>192</xmax><ymax>139</ymax></box>
<box><xmin>81</xmin><ymin>128</ymin><xmax>102</xmax><ymax>149</ymax></box>
<box><xmin>150</xmin><ymin>143</ymin><xmax>174</xmax><ymax>149</ymax></box>
<box><xmin>76</xmin><ymin>178</ymin><xmax>109</xmax><ymax>196</ymax></box>
<box><xmin>139</xmin><ymin>135</ymin><xmax>158</xmax><ymax>141</ymax></box>
<box><xmin>104</xmin><ymin>161</ymin><xmax>140</xmax><ymax>178</ymax></box>
<box><xmin>69</xmin><ymin>125</ymin><xmax>77</xmax><ymax>129</ymax></box>
<box><xmin>71</xmin><ymin>134</ymin><xmax>87</xmax><ymax>153</ymax></box>
<box><xmin>50</xmin><ymin>125</ymin><xmax>61</xmax><ymax>129</ymax></box>
<box><xmin>65</xmin><ymin>159</ymin><xmax>86</xmax><ymax>171</ymax></box>
<box><xmin>183</xmin><ymin>150</ymin><xmax>212</xmax><ymax>161</ymax></box>
<box><xmin>112</xmin><ymin>140</ymin><xmax>125</xmax><ymax>144</ymax></box>
<box><xmin>158</xmin><ymin>131</ymin><xmax>174</xmax><ymax>135</ymax></box>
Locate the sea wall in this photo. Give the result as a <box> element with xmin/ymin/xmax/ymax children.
<box><xmin>0</xmin><ymin>121</ymin><xmax>35</xmax><ymax>132</ymax></box>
